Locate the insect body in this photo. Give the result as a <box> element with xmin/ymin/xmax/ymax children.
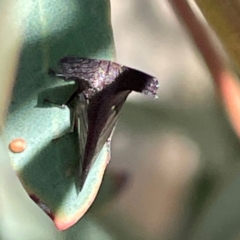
<box><xmin>49</xmin><ymin>57</ymin><xmax>159</xmax><ymax>190</ymax></box>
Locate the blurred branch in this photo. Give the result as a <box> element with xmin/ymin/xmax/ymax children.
<box><xmin>168</xmin><ymin>0</ymin><xmax>240</xmax><ymax>138</ymax></box>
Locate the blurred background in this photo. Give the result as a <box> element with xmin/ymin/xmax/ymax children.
<box><xmin>2</xmin><ymin>0</ymin><xmax>240</xmax><ymax>240</ymax></box>
<box><xmin>101</xmin><ymin>1</ymin><xmax>240</xmax><ymax>240</ymax></box>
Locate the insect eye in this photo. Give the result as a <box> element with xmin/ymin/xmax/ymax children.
<box><xmin>67</xmin><ymin>68</ymin><xmax>75</xmax><ymax>73</ymax></box>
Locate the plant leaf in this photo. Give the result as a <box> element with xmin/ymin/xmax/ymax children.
<box><xmin>5</xmin><ymin>0</ymin><xmax>115</xmax><ymax>231</ymax></box>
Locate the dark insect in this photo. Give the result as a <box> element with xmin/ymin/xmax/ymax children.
<box><xmin>49</xmin><ymin>56</ymin><xmax>159</xmax><ymax>190</ymax></box>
